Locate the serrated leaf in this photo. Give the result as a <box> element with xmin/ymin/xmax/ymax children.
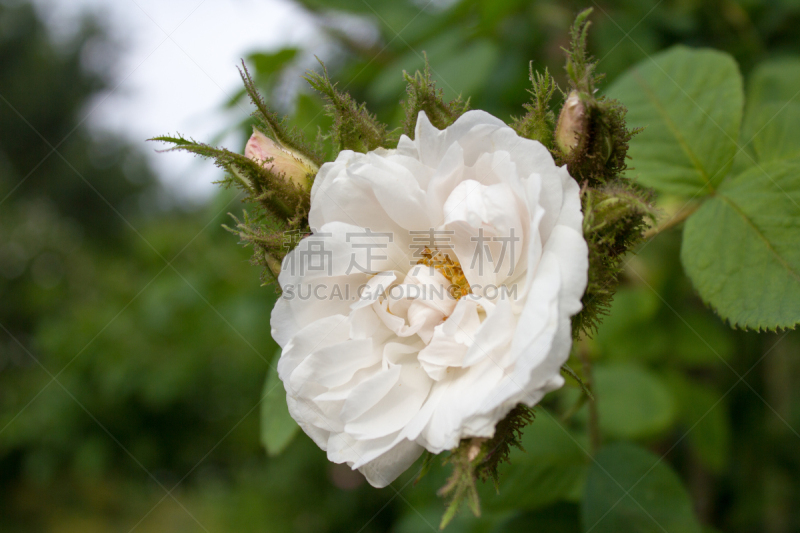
<box><xmin>594</xmin><ymin>364</ymin><xmax>676</xmax><ymax>439</ymax></box>
<box><xmin>681</xmin><ymin>158</ymin><xmax>800</xmax><ymax>330</ymax></box>
<box><xmin>606</xmin><ymin>46</ymin><xmax>743</xmax><ymax>197</ymax></box>
<box><xmin>582</xmin><ymin>442</ymin><xmax>703</xmax><ymax>533</ymax></box>
<box><xmin>742</xmin><ymin>59</ymin><xmax>800</xmax><ymax>164</ymax></box>
<box><xmin>743</xmin><ymin>103</ymin><xmax>800</xmax><ymax>163</ymax></box>
<box><xmin>260</xmin><ymin>360</ymin><xmax>299</xmax><ymax>456</ymax></box>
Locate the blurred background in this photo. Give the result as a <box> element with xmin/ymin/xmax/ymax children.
<box><xmin>1</xmin><ymin>0</ymin><xmax>799</xmax><ymax>531</ymax></box>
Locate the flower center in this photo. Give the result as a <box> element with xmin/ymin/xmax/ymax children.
<box><xmin>416</xmin><ymin>247</ymin><xmax>471</xmax><ymax>300</ymax></box>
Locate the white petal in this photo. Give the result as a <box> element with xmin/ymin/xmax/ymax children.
<box><xmin>345</xmin><ymin>358</ymin><xmax>432</xmax><ymax>439</ymax></box>
<box><xmin>340</xmin><ymin>364</ymin><xmax>401</xmax><ymax>424</ymax></box>
<box><xmin>286</xmin><ymin>395</ymin><xmax>330</xmax><ymax>449</ymax></box>
<box><xmin>461</xmin><ymin>297</ymin><xmax>514</xmax><ymax>368</ymax></box>
<box><xmin>288</xmin><ymin>338</ymin><xmax>378</xmax><ymax>392</ymax></box>
<box><xmin>556</xmin><ymin>165</ymin><xmax>584</xmax><ymax>233</ymax></box>
<box><xmin>351</xmin><ymin>271</ymin><xmax>398</xmax><ymax>310</ymax></box>
<box><xmin>358</xmin><ymin>438</ymin><xmax>424</xmax><ymax>488</ymax></box>
<box><xmin>270</xmin><ymin>296</ymin><xmax>299</xmax><ymax>348</ymax></box>
<box><xmin>543</xmin><ymin>225</ymin><xmax>589</xmax><ymax>316</ymax></box>
<box><xmin>277</xmin><ymin>315</ymin><xmax>350</xmax><ymax>382</ymax></box>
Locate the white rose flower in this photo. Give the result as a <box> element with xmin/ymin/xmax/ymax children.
<box><xmin>272</xmin><ymin>110</ymin><xmax>588</xmax><ymax>487</ymax></box>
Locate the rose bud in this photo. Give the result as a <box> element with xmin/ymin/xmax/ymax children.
<box><xmin>244</xmin><ymin>128</ymin><xmax>318</xmax><ymax>189</ymax></box>
<box><xmin>555</xmin><ymin>90</ymin><xmax>586</xmax><ymax>155</ymax></box>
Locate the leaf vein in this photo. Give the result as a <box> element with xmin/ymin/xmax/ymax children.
<box><xmin>633</xmin><ymin>71</ymin><xmax>715</xmax><ymax>193</ymax></box>
<box><xmin>717</xmin><ymin>194</ymin><xmax>800</xmax><ymax>286</ymax></box>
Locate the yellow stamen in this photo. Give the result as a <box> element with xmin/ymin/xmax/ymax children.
<box><xmin>417</xmin><ymin>247</ymin><xmax>471</xmax><ymax>300</ymax></box>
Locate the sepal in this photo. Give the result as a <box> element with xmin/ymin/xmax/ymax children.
<box><xmin>304</xmin><ymin>59</ymin><xmax>395</xmax><ymax>153</ymax></box>
<box><xmin>402</xmin><ymin>53</ymin><xmax>470</xmax><ymax>139</ymax></box>
<box><xmin>438</xmin><ymin>405</ymin><xmax>534</xmax><ymax>528</ymax></box>
<box><xmin>149</xmin><ymin>65</ymin><xmax>318</xmax><ymax>286</ymax></box>
<box><xmin>511</xmin><ymin>65</ymin><xmax>557</xmax><ymax>149</ymax></box>
<box><xmin>573</xmin><ymin>183</ymin><xmax>656</xmax><ymax>337</ymax></box>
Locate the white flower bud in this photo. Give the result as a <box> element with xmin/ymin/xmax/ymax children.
<box><xmin>244</xmin><ymin>128</ymin><xmax>318</xmax><ymax>189</ymax></box>
<box><xmin>555</xmin><ymin>91</ymin><xmax>586</xmax><ymax>155</ymax></box>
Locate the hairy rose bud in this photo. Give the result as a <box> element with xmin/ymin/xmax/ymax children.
<box><xmin>555</xmin><ymin>91</ymin><xmax>586</xmax><ymax>155</ymax></box>
<box><xmin>244</xmin><ymin>128</ymin><xmax>318</xmax><ymax>189</ymax></box>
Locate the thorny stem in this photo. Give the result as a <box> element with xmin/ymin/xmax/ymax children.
<box><xmin>644</xmin><ymin>203</ymin><xmax>699</xmax><ymax>240</ymax></box>
<box><xmin>578</xmin><ymin>341</ymin><xmax>601</xmax><ymax>454</ymax></box>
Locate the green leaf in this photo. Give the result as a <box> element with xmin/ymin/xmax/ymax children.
<box><xmin>594</xmin><ymin>364</ymin><xmax>676</xmax><ymax>440</ymax></box>
<box><xmin>490</xmin><ymin>502</ymin><xmax>581</xmax><ymax>533</ymax></box>
<box><xmin>481</xmin><ymin>411</ymin><xmax>587</xmax><ymax>512</ymax></box>
<box><xmin>394</xmin><ymin>504</ymin><xmax>496</xmax><ymax>533</ymax></box>
<box><xmin>741</xmin><ymin>58</ymin><xmax>800</xmax><ymax>164</ymax></box>
<box><xmin>582</xmin><ymin>442</ymin><xmax>703</xmax><ymax>533</ymax></box>
<box><xmin>369</xmin><ymin>33</ymin><xmax>497</xmax><ymax>107</ymax></box>
<box><xmin>292</xmin><ymin>92</ymin><xmax>334</xmax><ymax>153</ymax></box>
<box><xmin>681</xmin><ymin>158</ymin><xmax>800</xmax><ymax>329</ymax></box>
<box><xmin>664</xmin><ymin>373</ymin><xmax>731</xmax><ymax>473</ymax></box>
<box><xmin>606</xmin><ymin>46</ymin><xmax>744</xmax><ymax>197</ymax></box>
<box><xmin>745</xmin><ymin>57</ymin><xmax>800</xmax><ymax>106</ymax></box>
<box><xmin>742</xmin><ymin>102</ymin><xmax>800</xmax><ymax>164</ymax></box>
<box><xmin>430</xmin><ymin>39</ymin><xmax>498</xmax><ymax>103</ymax></box>
<box><xmin>368</xmin><ymin>30</ymin><xmax>460</xmax><ymax>104</ymax></box>
<box><xmin>596</xmin><ymin>300</ymin><xmax>735</xmax><ymax>367</ymax></box>
<box><xmin>595</xmin><ymin>288</ymin><xmax>663</xmax><ymax>362</ymax></box>
<box><xmin>667</xmin><ymin>309</ymin><xmax>735</xmax><ymax>367</ymax></box>
<box><xmin>248</xmin><ymin>48</ymin><xmax>298</xmax><ymax>77</ymax></box>
<box><xmin>260</xmin><ymin>360</ymin><xmax>298</xmax><ymax>456</ymax></box>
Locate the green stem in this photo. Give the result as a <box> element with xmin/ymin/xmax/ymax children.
<box><xmin>579</xmin><ymin>342</ymin><xmax>601</xmax><ymax>454</ymax></box>
<box><xmin>644</xmin><ymin>203</ymin><xmax>699</xmax><ymax>240</ymax></box>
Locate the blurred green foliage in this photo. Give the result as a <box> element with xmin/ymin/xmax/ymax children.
<box><xmin>2</xmin><ymin>0</ymin><xmax>800</xmax><ymax>532</ymax></box>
